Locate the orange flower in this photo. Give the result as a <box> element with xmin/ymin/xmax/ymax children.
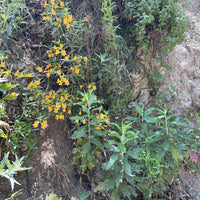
<box><xmin>65</xmin><ymin>93</ymin><xmax>70</xmax><ymax>100</ymax></box>
<box><xmin>61</xmin><ymin>50</ymin><xmax>66</xmax><ymax>56</ymax></box>
<box><xmin>66</xmin><ymin>24</ymin><xmax>70</xmax><ymax>29</ymax></box>
<box><xmin>60</xmin><ymin>1</ymin><xmax>64</xmax><ymax>7</ymax></box>
<box><xmin>52</xmin><ymin>9</ymin><xmax>56</xmax><ymax>15</ymax></box>
<box><xmin>68</xmin><ymin>110</ymin><xmax>71</xmax><ymax>115</ymax></box>
<box><xmin>63</xmin><ymin>17</ymin><xmax>68</xmax><ymax>25</ymax></box>
<box><xmin>44</xmin><ymin>1</ymin><xmax>48</xmax><ymax>6</ymax></box>
<box><xmin>68</xmin><ymin>15</ymin><xmax>73</xmax><ymax>22</ymax></box>
<box><xmin>48</xmin><ymin>106</ymin><xmax>52</xmax><ymax>113</ymax></box>
<box><xmin>33</xmin><ymin>121</ymin><xmax>39</xmax><ymax>128</ymax></box>
<box><xmin>0</xmin><ymin>61</ymin><xmax>5</xmax><ymax>67</ymax></box>
<box><xmin>41</xmin><ymin>120</ymin><xmax>48</xmax><ymax>130</ymax></box>
<box><xmin>51</xmin><ymin>0</ymin><xmax>55</xmax><ymax>5</ymax></box>
<box><xmin>57</xmin><ymin>70</ymin><xmax>62</xmax><ymax>76</ymax></box>
<box><xmin>75</xmin><ymin>68</ymin><xmax>79</xmax><ymax>74</ymax></box>
<box><xmin>84</xmin><ymin>57</ymin><xmax>88</xmax><ymax>62</ymax></box>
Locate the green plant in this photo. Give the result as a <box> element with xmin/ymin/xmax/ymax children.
<box><xmin>121</xmin><ymin>0</ymin><xmax>188</xmax><ymax>50</ymax></box>
<box><xmin>71</xmin><ymin>191</ymin><xmax>91</xmax><ymax>200</ymax></box>
<box><xmin>70</xmin><ymin>89</ymin><xmax>109</xmax><ymax>173</ymax></box>
<box><xmin>0</xmin><ymin>152</ymin><xmax>31</xmax><ymax>191</ymax></box>
<box><xmin>0</xmin><ymin>0</ymin><xmax>27</xmax><ymax>36</ymax></box>
<box><xmin>45</xmin><ymin>193</ymin><xmax>62</xmax><ymax>200</ymax></box>
<box><xmin>96</xmin><ymin>122</ymin><xmax>138</xmax><ymax>200</ymax></box>
<box><xmin>128</xmin><ymin>104</ymin><xmax>195</xmax><ymax>199</ymax></box>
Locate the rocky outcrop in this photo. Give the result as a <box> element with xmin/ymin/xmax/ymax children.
<box><xmin>159</xmin><ymin>3</ymin><xmax>200</xmax><ymax>112</ymax></box>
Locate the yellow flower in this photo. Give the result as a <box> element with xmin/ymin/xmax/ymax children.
<box><xmin>75</xmin><ymin>119</ymin><xmax>79</xmax><ymax>123</ymax></box>
<box><xmin>83</xmin><ymin>57</ymin><xmax>88</xmax><ymax>62</ymax></box>
<box><xmin>43</xmin><ymin>16</ymin><xmax>47</xmax><ymax>20</ymax></box>
<box><xmin>52</xmin><ymin>92</ymin><xmax>56</xmax><ymax>99</ymax></box>
<box><xmin>63</xmin><ymin>17</ymin><xmax>68</xmax><ymax>25</ymax></box>
<box><xmin>55</xmin><ymin>102</ymin><xmax>61</xmax><ymax>109</ymax></box>
<box><xmin>44</xmin><ymin>1</ymin><xmax>48</xmax><ymax>6</ymax></box>
<box><xmin>105</xmin><ymin>118</ymin><xmax>109</xmax><ymax>123</ymax></box>
<box><xmin>68</xmin><ymin>110</ymin><xmax>71</xmax><ymax>115</ymax></box>
<box><xmin>95</xmin><ymin>126</ymin><xmax>100</xmax><ymax>130</ymax></box>
<box><xmin>54</xmin><ymin>108</ymin><xmax>59</xmax><ymax>113</ymax></box>
<box><xmin>52</xmin><ymin>9</ymin><xmax>56</xmax><ymax>15</ymax></box>
<box><xmin>62</xmin><ymin>103</ymin><xmax>67</xmax><ymax>109</ymax></box>
<box><xmin>60</xmin><ymin>43</ymin><xmax>63</xmax><ymax>48</ymax></box>
<box><xmin>84</xmin><ymin>17</ymin><xmax>88</xmax><ymax>22</ymax></box>
<box><xmin>57</xmin><ymin>78</ymin><xmax>63</xmax><ymax>85</ymax></box>
<box><xmin>57</xmin><ymin>70</ymin><xmax>62</xmax><ymax>76</ymax></box>
<box><xmin>88</xmin><ymin>84</ymin><xmax>91</xmax><ymax>89</ymax></box>
<box><xmin>60</xmin><ymin>96</ymin><xmax>64</xmax><ymax>101</ymax></box>
<box><xmin>54</xmin><ymin>4</ymin><xmax>58</xmax><ymax>9</ymax></box>
<box><xmin>0</xmin><ymin>61</ymin><xmax>5</xmax><ymax>67</ymax></box>
<box><xmin>33</xmin><ymin>121</ymin><xmax>39</xmax><ymax>128</ymax></box>
<box><xmin>14</xmin><ymin>70</ymin><xmax>19</xmax><ymax>77</ymax></box>
<box><xmin>65</xmin><ymin>93</ymin><xmax>70</xmax><ymax>100</ymax></box>
<box><xmin>66</xmin><ymin>24</ymin><xmax>70</xmax><ymax>29</ymax></box>
<box><xmin>73</xmin><ymin>56</ymin><xmax>77</xmax><ymax>60</ymax></box>
<box><xmin>82</xmin><ymin>98</ymin><xmax>85</xmax><ymax>102</ymax></box>
<box><xmin>75</xmin><ymin>68</ymin><xmax>79</xmax><ymax>74</ymax></box>
<box><xmin>61</xmin><ymin>50</ymin><xmax>66</xmax><ymax>56</ymax></box>
<box><xmin>94</xmin><ymin>95</ymin><xmax>97</xmax><ymax>101</ymax></box>
<box><xmin>64</xmin><ymin>79</ymin><xmax>70</xmax><ymax>86</ymax></box>
<box><xmin>60</xmin><ymin>1</ymin><xmax>64</xmax><ymax>7</ymax></box>
<box><xmin>35</xmin><ymin>80</ymin><xmax>40</xmax><ymax>85</ymax></box>
<box><xmin>93</xmin><ymin>85</ymin><xmax>96</xmax><ymax>90</ymax></box>
<box><xmin>55</xmin><ymin>49</ymin><xmax>60</xmax><ymax>55</ymax></box>
<box><xmin>79</xmin><ymin>111</ymin><xmax>82</xmax><ymax>115</ymax></box>
<box><xmin>60</xmin><ymin>115</ymin><xmax>64</xmax><ymax>120</ymax></box>
<box><xmin>48</xmin><ymin>106</ymin><xmax>52</xmax><ymax>113</ymax></box>
<box><xmin>41</xmin><ymin>120</ymin><xmax>48</xmax><ymax>130</ymax></box>
<box><xmin>53</xmin><ymin>45</ymin><xmax>57</xmax><ymax>50</ymax></box>
<box><xmin>64</xmin><ymin>56</ymin><xmax>69</xmax><ymax>60</ymax></box>
<box><xmin>70</xmin><ymin>66</ymin><xmax>74</xmax><ymax>71</ymax></box>
<box><xmin>80</xmin><ymin>85</ymin><xmax>83</xmax><ymax>89</ymax></box>
<box><xmin>37</xmin><ymin>67</ymin><xmax>43</xmax><ymax>72</ymax></box>
<box><xmin>27</xmin><ymin>73</ymin><xmax>32</xmax><ymax>77</ymax></box>
<box><xmin>100</xmin><ymin>113</ymin><xmax>105</xmax><ymax>119</ymax></box>
<box><xmin>82</xmin><ymin>119</ymin><xmax>86</xmax><ymax>124</ymax></box>
<box><xmin>46</xmin><ymin>72</ymin><xmax>50</xmax><ymax>78</ymax></box>
<box><xmin>68</xmin><ymin>15</ymin><xmax>73</xmax><ymax>22</ymax></box>
<box><xmin>51</xmin><ymin>0</ymin><xmax>55</xmax><ymax>5</ymax></box>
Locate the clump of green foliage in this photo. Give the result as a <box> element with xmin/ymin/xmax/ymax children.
<box><xmin>0</xmin><ymin>152</ymin><xmax>30</xmax><ymax>191</ymax></box>
<box><xmin>122</xmin><ymin>0</ymin><xmax>188</xmax><ymax>50</ymax></box>
<box><xmin>0</xmin><ymin>0</ymin><xmax>27</xmax><ymax>36</ymax></box>
<box><xmin>0</xmin><ymin>0</ymin><xmax>198</xmax><ymax>200</ymax></box>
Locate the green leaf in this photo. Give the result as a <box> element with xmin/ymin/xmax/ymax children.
<box><xmin>103</xmin><ymin>153</ymin><xmax>120</xmax><ymax>170</ymax></box>
<box><xmin>95</xmin><ymin>180</ymin><xmax>109</xmax><ymax>192</ymax></box>
<box><xmin>2</xmin><ymin>93</ymin><xmax>18</xmax><ymax>100</ymax></box>
<box><xmin>111</xmin><ymin>187</ymin><xmax>119</xmax><ymax>200</ymax></box>
<box><xmin>79</xmin><ymin>191</ymin><xmax>91</xmax><ymax>200</ymax></box>
<box><xmin>161</xmin><ymin>47</ymin><xmax>167</xmax><ymax>56</ymax></box>
<box><xmin>171</xmin><ymin>146</ymin><xmax>179</xmax><ymax>163</ymax></box>
<box><xmin>71</xmin><ymin>128</ymin><xmax>87</xmax><ymax>139</ymax></box>
<box><xmin>109</xmin><ymin>131</ymin><xmax>120</xmax><ymax>138</ymax></box>
<box><xmin>134</xmin><ymin>103</ymin><xmax>143</xmax><ymax>116</ymax></box>
<box><xmin>0</xmin><ymin>83</ymin><xmax>16</xmax><ymax>92</ymax></box>
<box><xmin>0</xmin><ymin>129</ymin><xmax>7</xmax><ymax>138</ymax></box>
<box><xmin>119</xmin><ymin>143</ymin><xmax>126</xmax><ymax>153</ymax></box>
<box><xmin>89</xmin><ymin>93</ymin><xmax>95</xmax><ymax>107</ymax></box>
<box><xmin>123</xmin><ymin>158</ymin><xmax>133</xmax><ymax>176</ymax></box>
